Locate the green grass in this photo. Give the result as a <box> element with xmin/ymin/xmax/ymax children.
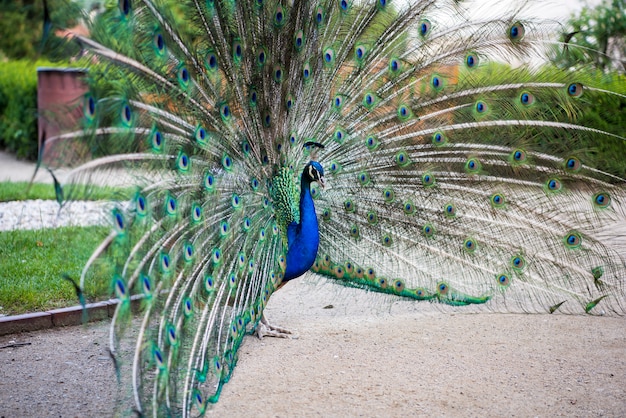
<box><xmin>0</xmin><ymin>181</ymin><xmax>131</xmax><ymax>315</ymax></box>
<box><xmin>0</xmin><ymin>226</ymin><xmax>114</xmax><ymax>316</ymax></box>
<box><xmin>0</xmin><ymin>181</ymin><xmax>133</xmax><ymax>202</ymax></box>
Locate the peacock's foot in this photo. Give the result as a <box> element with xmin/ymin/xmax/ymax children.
<box><xmin>255</xmin><ymin>314</ymin><xmax>298</xmax><ymax>339</ymax></box>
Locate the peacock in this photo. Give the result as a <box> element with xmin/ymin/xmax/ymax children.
<box><xmin>41</xmin><ymin>0</ymin><xmax>626</xmax><ymax>415</ymax></box>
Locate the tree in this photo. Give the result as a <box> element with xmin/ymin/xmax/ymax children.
<box><xmin>0</xmin><ymin>0</ymin><xmax>81</xmax><ymax>60</ymax></box>
<box><xmin>550</xmin><ymin>0</ymin><xmax>625</xmax><ymax>73</ymax></box>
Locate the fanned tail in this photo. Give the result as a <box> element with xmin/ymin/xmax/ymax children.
<box><xmin>43</xmin><ymin>0</ymin><xmax>626</xmax><ymax>416</ymax></box>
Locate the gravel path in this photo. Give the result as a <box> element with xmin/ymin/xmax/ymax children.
<box><xmin>0</xmin><ymin>200</ymin><xmax>110</xmax><ymax>231</ymax></box>
<box><xmin>1</xmin><ymin>280</ymin><xmax>625</xmax><ymax>417</ymax></box>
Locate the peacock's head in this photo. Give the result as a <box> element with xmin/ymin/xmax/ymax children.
<box><xmin>304</xmin><ymin>161</ymin><xmax>325</xmax><ymax>188</ymax></box>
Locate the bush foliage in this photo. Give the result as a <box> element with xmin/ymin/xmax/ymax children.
<box><xmin>0</xmin><ymin>60</ymin><xmax>42</xmax><ymax>159</ymax></box>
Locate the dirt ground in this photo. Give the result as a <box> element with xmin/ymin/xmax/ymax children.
<box><xmin>1</xmin><ymin>278</ymin><xmax>625</xmax><ymax>417</ymax></box>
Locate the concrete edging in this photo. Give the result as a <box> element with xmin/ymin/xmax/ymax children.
<box><xmin>0</xmin><ymin>295</ymin><xmax>142</xmax><ymax>336</ymax></box>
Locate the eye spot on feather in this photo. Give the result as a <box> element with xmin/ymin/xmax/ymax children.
<box><xmin>437</xmin><ymin>282</ymin><xmax>449</xmax><ymax>296</ymax></box>
<box><xmin>183</xmin><ymin>297</ymin><xmax>193</xmax><ymax>317</ymax></box>
<box><xmin>84</xmin><ymin>94</ymin><xmax>96</xmax><ymax>120</ymax></box>
<box><xmin>212</xmin><ymin>248</ymin><xmax>222</xmax><ymax>264</ymax></box>
<box><xmin>497</xmin><ymin>274</ymin><xmax>511</xmax><ymax>288</ymax></box>
<box><xmin>222</xmin><ymin>154</ymin><xmax>233</xmax><ymax>170</ymax></box>
<box><xmin>465</xmin><ymin>53</ymin><xmax>478</xmax><ymax>68</ymax></box>
<box><xmin>323</xmin><ymin>48</ymin><xmax>335</xmax><ymax>66</ymax></box>
<box><xmin>511</xmin><ymin>254</ymin><xmax>526</xmax><ymax>271</ymax></box>
<box><xmin>365</xmin><ymin>135</ymin><xmax>379</xmax><ymax>151</ymax></box>
<box><xmin>509</xmin><ymin>22</ymin><xmax>525</xmax><ymax>41</ymax></box>
<box><xmin>119</xmin><ymin>0</ymin><xmax>131</xmax><ymax>17</ymax></box>
<box><xmin>161</xmin><ymin>252</ymin><xmax>171</xmax><ymax>272</ymax></box>
<box><xmin>444</xmin><ymin>203</ymin><xmax>456</xmax><ymax>218</ymax></box>
<box><xmin>389</xmin><ymin>58</ymin><xmax>401</xmax><ymax>74</ymax></box>
<box><xmin>258</xmin><ymin>50</ymin><xmax>267</xmax><ymax>66</ymax></box>
<box><xmin>335</xmin><ymin>129</ymin><xmax>346</xmax><ymax>144</ymax></box>
<box><xmin>167</xmin><ymin>325</ymin><xmax>177</xmax><ymax>345</ymax></box>
<box><xmin>193</xmin><ymin>391</ymin><xmax>205</xmax><ymax>412</ymax></box>
<box><xmin>358</xmin><ymin>171</ymin><xmax>370</xmax><ymax>186</ymax></box>
<box><xmin>431</xmin><ymin>75</ymin><xmax>442</xmax><ymax>91</ymax></box>
<box><xmin>592</xmin><ymin>192</ymin><xmax>611</xmax><ymax>209</ymax></box>
<box><xmin>403</xmin><ymin>200</ymin><xmax>415</xmax><ymax>215</ymax></box>
<box><xmin>419</xmin><ymin>19</ymin><xmax>431</xmax><ymax>37</ymax></box>
<box><xmin>113</xmin><ymin>209</ymin><xmax>125</xmax><ymax>232</ymax></box>
<box><xmin>355</xmin><ymin>45</ymin><xmax>366</xmax><ymax>60</ymax></box>
<box><xmin>195</xmin><ymin>126</ymin><xmax>207</xmax><ymax>144</ymax></box>
<box><xmin>333</xmin><ymin>95</ymin><xmax>343</xmax><ymax>109</ymax></box>
<box><xmin>153</xmin><ymin>347</ymin><xmax>164</xmax><ymax>369</ymax></box>
<box><xmin>192</xmin><ymin>204</ymin><xmax>202</xmax><ymax>222</ymax></box>
<box><xmin>220</xmin><ymin>103</ymin><xmax>231</xmax><ymax>120</ymax></box>
<box><xmin>432</xmin><ymin>131</ymin><xmax>446</xmax><ymax>146</ymax></box>
<box><xmin>567</xmin><ymin>83</ymin><xmax>583</xmax><ymax>97</ymax></box>
<box><xmin>366</xmin><ymin>211</ymin><xmax>378</xmax><ymax>225</ymax></box>
<box><xmin>294</xmin><ymin>30</ymin><xmax>304</xmax><ymax>50</ymax></box>
<box><xmin>136</xmin><ymin>194</ymin><xmax>147</xmax><ymax>214</ymax></box>
<box><xmin>564</xmin><ymin>231</ymin><xmax>582</xmax><ymax>249</ymax></box>
<box><xmin>422</xmin><ymin>172</ymin><xmax>435</xmax><ymax>187</ymax></box>
<box><xmin>422</xmin><ymin>223</ymin><xmax>435</xmax><ymax>238</ymax></box>
<box><xmin>490</xmin><ymin>193</ymin><xmax>506</xmax><ymax>208</ymax></box>
<box><xmin>114</xmin><ymin>276</ymin><xmax>127</xmax><ymax>298</ymax></box>
<box><xmin>183</xmin><ymin>243</ymin><xmax>194</xmax><ymax>261</ymax></box>
<box><xmin>232</xmin><ymin>39</ymin><xmax>243</xmax><ymax>61</ymax></box>
<box><xmin>382</xmin><ymin>234</ymin><xmax>393</xmax><ymax>246</ymax></box>
<box><xmin>274</xmin><ymin>5</ymin><xmax>285</xmax><ymax>26</ymax></box>
<box><xmin>121</xmin><ymin>103</ymin><xmax>132</xmax><ymax>126</ymax></box>
<box><xmin>511</xmin><ymin>149</ymin><xmax>527</xmax><ymax>164</ymax></box>
<box><xmin>545</xmin><ymin>178</ymin><xmax>562</xmax><ymax>193</ymax></box>
<box><xmin>334</xmin><ymin>265</ymin><xmax>345</xmax><ymax>278</ymax></box>
<box><xmin>463</xmin><ymin>238</ymin><xmax>477</xmax><ymax>253</ymax></box>
<box><xmin>315</xmin><ymin>6</ymin><xmax>324</xmax><ymax>25</ymax></box>
<box><xmin>204</xmin><ymin>275</ymin><xmax>215</xmax><ymax>293</ymax></box>
<box><xmin>177</xmin><ymin>152</ymin><xmax>190</xmax><ymax>172</ymax></box>
<box><xmin>165</xmin><ymin>196</ymin><xmax>177</xmax><ymax>215</ymax></box>
<box><xmin>205</xmin><ymin>51</ymin><xmax>218</xmax><ymax>71</ymax></box>
<box><xmin>395</xmin><ymin>150</ymin><xmax>410</xmax><ymax>167</ymax></box>
<box><xmin>474</xmin><ymin>101</ymin><xmax>487</xmax><ymax>114</ymax></box>
<box><xmin>564</xmin><ymin>157</ymin><xmax>581</xmax><ymax>172</ymax></box>
<box><xmin>178</xmin><ymin>66</ymin><xmax>190</xmax><ymax>88</ymax></box>
<box><xmin>273</xmin><ymin>65</ymin><xmax>283</xmax><ymax>83</ymax></box>
<box><xmin>520</xmin><ymin>91</ymin><xmax>534</xmax><ymax>106</ymax></box>
<box><xmin>383</xmin><ymin>188</ymin><xmax>395</xmax><ymax>203</ymax></box>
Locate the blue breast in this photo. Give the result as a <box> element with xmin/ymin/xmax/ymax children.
<box><xmin>284</xmin><ymin>178</ymin><xmax>319</xmax><ymax>281</ymax></box>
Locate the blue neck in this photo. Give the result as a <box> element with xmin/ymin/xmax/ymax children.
<box><xmin>283</xmin><ymin>176</ymin><xmax>319</xmax><ymax>281</ymax></box>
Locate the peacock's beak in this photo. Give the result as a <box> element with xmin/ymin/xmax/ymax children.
<box><xmin>318</xmin><ymin>176</ymin><xmax>325</xmax><ymax>188</ymax></box>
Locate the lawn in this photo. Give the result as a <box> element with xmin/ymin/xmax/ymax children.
<box><xmin>0</xmin><ymin>226</ymin><xmax>114</xmax><ymax>315</ymax></box>
<box><xmin>0</xmin><ymin>181</ymin><xmax>122</xmax><ymax>316</ymax></box>
<box><xmin>0</xmin><ymin>181</ymin><xmax>132</xmax><ymax>202</ymax></box>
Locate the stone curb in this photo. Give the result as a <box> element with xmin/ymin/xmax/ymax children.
<box><xmin>0</xmin><ymin>295</ymin><xmax>143</xmax><ymax>336</ymax></box>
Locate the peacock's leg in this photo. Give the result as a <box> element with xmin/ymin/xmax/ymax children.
<box><xmin>255</xmin><ymin>313</ymin><xmax>296</xmax><ymax>339</ymax></box>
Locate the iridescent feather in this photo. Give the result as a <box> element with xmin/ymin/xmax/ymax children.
<box><xmin>43</xmin><ymin>0</ymin><xmax>626</xmax><ymax>415</ymax></box>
